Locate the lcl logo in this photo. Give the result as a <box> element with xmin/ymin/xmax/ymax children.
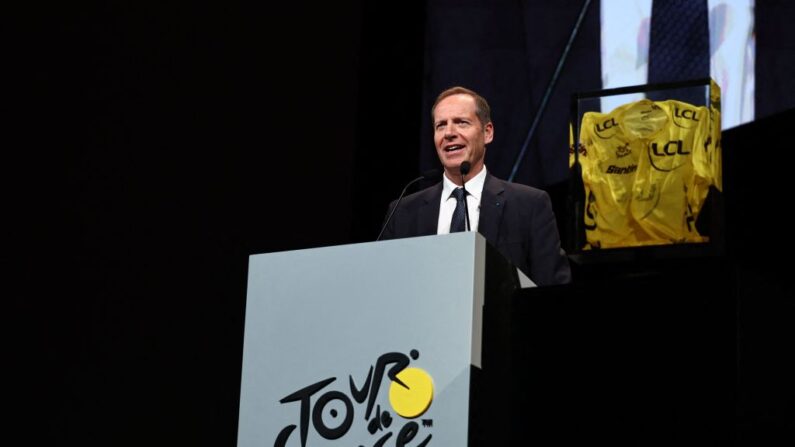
<box><xmin>674</xmin><ymin>107</ymin><xmax>700</xmax><ymax>121</ymax></box>
<box><xmin>651</xmin><ymin>140</ymin><xmax>690</xmax><ymax>156</ymax></box>
<box><xmin>595</xmin><ymin>118</ymin><xmax>618</xmax><ymax>133</ymax></box>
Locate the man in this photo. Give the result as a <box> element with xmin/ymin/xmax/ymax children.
<box><xmin>380</xmin><ymin>86</ymin><xmax>571</xmax><ymax>286</ymax></box>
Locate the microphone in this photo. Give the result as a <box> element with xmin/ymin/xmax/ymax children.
<box><xmin>376</xmin><ymin>168</ymin><xmax>441</xmax><ymax>241</ymax></box>
<box><xmin>459</xmin><ymin>161</ymin><xmax>472</xmax><ymax>231</ymax></box>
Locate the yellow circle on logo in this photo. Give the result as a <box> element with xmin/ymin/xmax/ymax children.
<box><xmin>388</xmin><ymin>367</ymin><xmax>434</xmax><ymax>419</ymax></box>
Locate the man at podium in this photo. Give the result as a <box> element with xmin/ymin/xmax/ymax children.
<box><xmin>380</xmin><ymin>86</ymin><xmax>571</xmax><ymax>286</ymax></box>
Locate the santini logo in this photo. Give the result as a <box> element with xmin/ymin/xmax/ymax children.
<box><xmin>606</xmin><ymin>164</ymin><xmax>637</xmax><ymax>174</ymax></box>
<box><xmin>274</xmin><ymin>350</ymin><xmax>434</xmax><ymax>447</ymax></box>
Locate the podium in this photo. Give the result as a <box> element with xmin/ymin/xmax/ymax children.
<box><xmin>237</xmin><ymin>233</ymin><xmax>526</xmax><ymax>446</ymax></box>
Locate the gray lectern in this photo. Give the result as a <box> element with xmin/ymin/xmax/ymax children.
<box><xmin>238</xmin><ymin>232</ymin><xmax>526</xmax><ymax>446</ymax></box>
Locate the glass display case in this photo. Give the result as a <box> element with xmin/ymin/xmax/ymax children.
<box><xmin>567</xmin><ymin>78</ymin><xmax>723</xmax><ymax>259</ymax></box>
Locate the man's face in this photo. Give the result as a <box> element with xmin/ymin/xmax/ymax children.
<box><xmin>433</xmin><ymin>94</ymin><xmax>493</xmax><ymax>179</ymax></box>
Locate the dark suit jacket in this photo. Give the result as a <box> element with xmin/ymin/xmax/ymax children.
<box><xmin>381</xmin><ymin>173</ymin><xmax>572</xmax><ymax>286</ymax></box>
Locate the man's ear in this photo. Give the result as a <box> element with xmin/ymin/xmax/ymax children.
<box><xmin>484</xmin><ymin>122</ymin><xmax>494</xmax><ymax>144</ymax></box>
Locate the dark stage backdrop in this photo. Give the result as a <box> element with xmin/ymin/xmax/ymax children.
<box><xmin>9</xmin><ymin>1</ymin><xmax>795</xmax><ymax>446</ymax></box>
<box><xmin>12</xmin><ymin>3</ymin><xmax>365</xmax><ymax>445</ymax></box>
<box><xmin>757</xmin><ymin>0</ymin><xmax>795</xmax><ymax>119</ymax></box>
<box><xmin>420</xmin><ymin>0</ymin><xmax>602</xmax><ymax>188</ymax></box>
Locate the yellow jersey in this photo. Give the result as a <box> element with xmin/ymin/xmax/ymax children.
<box><xmin>571</xmin><ymin>93</ymin><xmax>721</xmax><ymax>249</ymax></box>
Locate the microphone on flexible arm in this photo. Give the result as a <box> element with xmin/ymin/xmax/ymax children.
<box><xmin>376</xmin><ymin>168</ymin><xmax>441</xmax><ymax>241</ymax></box>
<box><xmin>459</xmin><ymin>161</ymin><xmax>472</xmax><ymax>232</ymax></box>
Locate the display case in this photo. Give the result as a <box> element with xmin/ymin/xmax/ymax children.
<box><xmin>567</xmin><ymin>78</ymin><xmax>723</xmax><ymax>260</ymax></box>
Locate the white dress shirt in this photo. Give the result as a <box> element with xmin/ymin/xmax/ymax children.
<box><xmin>437</xmin><ymin>165</ymin><xmax>487</xmax><ymax>234</ymax></box>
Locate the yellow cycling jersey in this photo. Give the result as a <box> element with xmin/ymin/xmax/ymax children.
<box><xmin>571</xmin><ymin>93</ymin><xmax>721</xmax><ymax>249</ymax></box>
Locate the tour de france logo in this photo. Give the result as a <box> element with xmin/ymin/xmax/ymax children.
<box><xmin>274</xmin><ymin>349</ymin><xmax>434</xmax><ymax>447</ymax></box>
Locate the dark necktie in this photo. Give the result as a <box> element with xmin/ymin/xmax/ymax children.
<box><xmin>450</xmin><ymin>187</ymin><xmax>468</xmax><ymax>233</ymax></box>
<box><xmin>647</xmin><ymin>0</ymin><xmax>709</xmax><ymax>104</ymax></box>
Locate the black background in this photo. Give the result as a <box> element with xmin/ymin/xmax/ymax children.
<box><xmin>12</xmin><ymin>3</ymin><xmax>374</xmax><ymax>445</ymax></box>
<box><xmin>8</xmin><ymin>1</ymin><xmax>795</xmax><ymax>445</ymax></box>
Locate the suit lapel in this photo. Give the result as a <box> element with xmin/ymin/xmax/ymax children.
<box><xmin>417</xmin><ymin>181</ymin><xmax>442</xmax><ymax>236</ymax></box>
<box><xmin>478</xmin><ymin>174</ymin><xmax>506</xmax><ymax>244</ymax></box>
